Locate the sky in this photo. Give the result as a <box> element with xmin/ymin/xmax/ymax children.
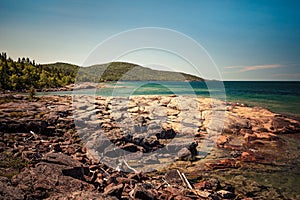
<box><xmin>0</xmin><ymin>0</ymin><xmax>300</xmax><ymax>81</ymax></box>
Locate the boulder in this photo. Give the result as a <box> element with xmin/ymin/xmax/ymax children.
<box><xmin>187</xmin><ymin>142</ymin><xmax>198</xmax><ymax>158</ymax></box>
<box><xmin>177</xmin><ymin>147</ymin><xmax>192</xmax><ymax>161</ymax></box>
<box><xmin>156</xmin><ymin>128</ymin><xmax>176</xmax><ymax>139</ymax></box>
<box><xmin>177</xmin><ymin>142</ymin><xmax>198</xmax><ymax>161</ymax></box>
<box><xmin>217</xmin><ymin>135</ymin><xmax>229</xmax><ymax>146</ymax></box>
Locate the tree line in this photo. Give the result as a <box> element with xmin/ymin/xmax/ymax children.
<box><xmin>0</xmin><ymin>52</ymin><xmax>204</xmax><ymax>91</ymax></box>
<box><xmin>0</xmin><ymin>52</ymin><xmax>78</xmax><ymax>91</ymax></box>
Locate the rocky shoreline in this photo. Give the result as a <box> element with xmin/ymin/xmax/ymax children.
<box><xmin>0</xmin><ymin>94</ymin><xmax>300</xmax><ymax>199</ymax></box>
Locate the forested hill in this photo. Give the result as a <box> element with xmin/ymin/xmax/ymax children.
<box><xmin>78</xmin><ymin>62</ymin><xmax>204</xmax><ymax>83</ymax></box>
<box><xmin>0</xmin><ymin>52</ymin><xmax>204</xmax><ymax>91</ymax></box>
<box><xmin>0</xmin><ymin>53</ymin><xmax>78</xmax><ymax>91</ymax></box>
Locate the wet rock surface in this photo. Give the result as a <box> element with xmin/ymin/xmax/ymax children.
<box><xmin>0</xmin><ymin>94</ymin><xmax>299</xmax><ymax>199</ymax></box>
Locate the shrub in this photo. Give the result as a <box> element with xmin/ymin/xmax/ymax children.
<box><xmin>28</xmin><ymin>86</ymin><xmax>36</xmax><ymax>101</ymax></box>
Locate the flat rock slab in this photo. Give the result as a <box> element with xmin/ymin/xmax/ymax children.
<box><xmin>11</xmin><ymin>153</ymin><xmax>95</xmax><ymax>199</ymax></box>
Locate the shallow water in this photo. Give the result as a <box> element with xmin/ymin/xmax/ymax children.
<box><xmin>41</xmin><ymin>81</ymin><xmax>300</xmax><ymax>115</ymax></box>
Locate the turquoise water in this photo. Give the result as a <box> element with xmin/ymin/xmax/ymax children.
<box><xmin>223</xmin><ymin>81</ymin><xmax>300</xmax><ymax>115</ymax></box>
<box><xmin>44</xmin><ymin>81</ymin><xmax>300</xmax><ymax>115</ymax></box>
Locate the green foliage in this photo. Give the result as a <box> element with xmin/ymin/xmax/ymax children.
<box><xmin>0</xmin><ymin>52</ymin><xmax>79</xmax><ymax>91</ymax></box>
<box><xmin>77</xmin><ymin>62</ymin><xmax>204</xmax><ymax>83</ymax></box>
<box><xmin>28</xmin><ymin>86</ymin><xmax>36</xmax><ymax>101</ymax></box>
<box><xmin>0</xmin><ymin>52</ymin><xmax>204</xmax><ymax>91</ymax></box>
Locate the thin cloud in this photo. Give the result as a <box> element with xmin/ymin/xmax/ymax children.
<box><xmin>223</xmin><ymin>66</ymin><xmax>241</xmax><ymax>69</ymax></box>
<box><xmin>224</xmin><ymin>64</ymin><xmax>282</xmax><ymax>72</ymax></box>
<box><xmin>240</xmin><ymin>64</ymin><xmax>282</xmax><ymax>72</ymax></box>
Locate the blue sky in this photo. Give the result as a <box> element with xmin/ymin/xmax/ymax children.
<box><xmin>0</xmin><ymin>0</ymin><xmax>299</xmax><ymax>80</ymax></box>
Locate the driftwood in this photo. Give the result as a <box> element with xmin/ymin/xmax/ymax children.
<box><xmin>176</xmin><ymin>170</ymin><xmax>187</xmax><ymax>187</ymax></box>
<box><xmin>176</xmin><ymin>170</ymin><xmax>193</xmax><ymax>190</ymax></box>
<box><xmin>181</xmin><ymin>173</ymin><xmax>193</xmax><ymax>190</ymax></box>
<box><xmin>123</xmin><ymin>159</ymin><xmax>138</xmax><ymax>173</ymax></box>
<box><xmin>175</xmin><ymin>170</ymin><xmax>209</xmax><ymax>198</ymax></box>
<box><xmin>24</xmin><ymin>130</ymin><xmax>38</xmax><ymax>141</ymax></box>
